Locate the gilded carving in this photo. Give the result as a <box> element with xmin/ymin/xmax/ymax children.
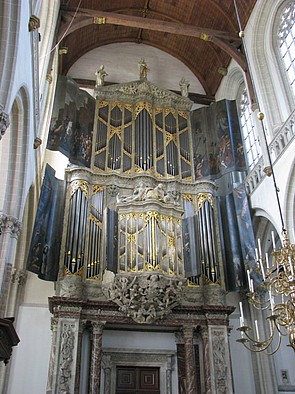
<box><xmin>182</xmin><ymin>194</ymin><xmax>193</xmax><ymax>204</ymax></box>
<box><xmin>28</xmin><ymin>15</ymin><xmax>40</xmax><ymax>31</ymax></box>
<box><xmin>70</xmin><ymin>180</ymin><xmax>89</xmax><ymax>198</ymax></box>
<box><xmin>93</xmin><ymin>17</ymin><xmax>106</xmax><ymax>24</ymax></box>
<box><xmin>196</xmin><ymin>192</ymin><xmax>213</xmax><ymax>211</ymax></box>
<box><xmin>93</xmin><ymin>185</ymin><xmax>104</xmax><ymax>194</ymax></box>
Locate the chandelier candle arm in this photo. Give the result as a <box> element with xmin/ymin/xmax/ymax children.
<box><xmin>239</xmin><ymin>301</ymin><xmax>245</xmax><ymax>326</ymax></box>
<box><xmin>265</xmin><ymin>253</ymin><xmax>270</xmax><ymax>269</ymax></box>
<box><xmin>271</xmin><ymin>231</ymin><xmax>276</xmax><ymax>250</ymax></box>
<box><xmin>254</xmin><ymin>320</ymin><xmax>260</xmax><ymax>341</ymax></box>
<box><xmin>288</xmin><ymin>256</ymin><xmax>294</xmax><ymax>276</ymax></box>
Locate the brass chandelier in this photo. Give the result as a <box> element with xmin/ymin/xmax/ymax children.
<box><xmin>237</xmin><ymin>229</ymin><xmax>295</xmax><ymax>354</ymax></box>
<box><xmin>233</xmin><ymin>0</ymin><xmax>295</xmax><ymax>354</ymax></box>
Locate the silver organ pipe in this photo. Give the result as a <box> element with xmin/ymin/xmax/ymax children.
<box><xmin>204</xmin><ymin>201</ymin><xmax>214</xmax><ymax>278</ymax></box>
<box><xmin>86</xmin><ymin>189</ymin><xmax>103</xmax><ymax>279</ymax></box>
<box><xmin>64</xmin><ymin>184</ymin><xmax>88</xmax><ymax>274</ymax></box>
<box><xmin>196</xmin><ymin>194</ymin><xmax>218</xmax><ymax>283</ymax></box>
<box><xmin>94</xmin><ymin>100</ymin><xmax>197</xmax><ymax>179</ymax></box>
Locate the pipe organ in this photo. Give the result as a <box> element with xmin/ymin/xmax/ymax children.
<box><xmin>94</xmin><ymin>98</ymin><xmax>192</xmax><ymax>180</ymax></box>
<box><xmin>47</xmin><ymin>68</ymin><xmax>237</xmax><ymax>394</ymax></box>
<box><xmin>60</xmin><ymin>76</ymin><xmax>224</xmax><ymax>322</ymax></box>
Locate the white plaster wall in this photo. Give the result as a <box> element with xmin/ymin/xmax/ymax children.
<box><xmin>226</xmin><ymin>293</ymin><xmax>257</xmax><ymax>394</ymax></box>
<box><xmin>6</xmin><ymin>305</ymin><xmax>52</xmax><ymax>394</ymax></box>
<box><xmin>250</xmin><ymin>140</ymin><xmax>295</xmax><ymax>237</ymax></box>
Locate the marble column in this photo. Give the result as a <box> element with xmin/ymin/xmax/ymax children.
<box><xmin>201</xmin><ymin>327</ymin><xmax>211</xmax><ymax>394</ymax></box>
<box><xmin>89</xmin><ymin>322</ymin><xmax>104</xmax><ymax>394</ymax></box>
<box><xmin>0</xmin><ymin>213</ymin><xmax>22</xmax><ymax>317</ymax></box>
<box><xmin>74</xmin><ymin>321</ymin><xmax>86</xmax><ymax>393</ymax></box>
<box><xmin>183</xmin><ymin>326</ymin><xmax>197</xmax><ymax>394</ymax></box>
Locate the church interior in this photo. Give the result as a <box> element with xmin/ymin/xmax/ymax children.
<box><xmin>0</xmin><ymin>1</ymin><xmax>295</xmax><ymax>393</ymax></box>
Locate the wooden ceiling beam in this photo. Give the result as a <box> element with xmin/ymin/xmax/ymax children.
<box><xmin>60</xmin><ymin>7</ymin><xmax>241</xmax><ymax>43</ymax></box>
<box><xmin>58</xmin><ymin>7</ymin><xmax>247</xmax><ymax>74</ymax></box>
<box><xmin>61</xmin><ymin>6</ymin><xmax>240</xmax><ymax>41</ymax></box>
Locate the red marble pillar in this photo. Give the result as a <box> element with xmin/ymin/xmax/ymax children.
<box><xmin>183</xmin><ymin>326</ymin><xmax>197</xmax><ymax>394</ymax></box>
<box><xmin>74</xmin><ymin>321</ymin><xmax>85</xmax><ymax>393</ymax></box>
<box><xmin>89</xmin><ymin>322</ymin><xmax>104</xmax><ymax>394</ymax></box>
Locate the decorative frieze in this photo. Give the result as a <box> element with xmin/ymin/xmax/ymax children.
<box><xmin>94</xmin><ymin>79</ymin><xmax>193</xmax><ymax>110</ymax></box>
<box><xmin>0</xmin><ymin>105</ymin><xmax>10</xmax><ymax>141</ymax></box>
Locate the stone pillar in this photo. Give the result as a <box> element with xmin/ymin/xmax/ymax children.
<box><xmin>51</xmin><ymin>313</ymin><xmax>83</xmax><ymax>394</ymax></box>
<box><xmin>208</xmin><ymin>325</ymin><xmax>234</xmax><ymax>394</ymax></box>
<box><xmin>101</xmin><ymin>353</ymin><xmax>112</xmax><ymax>394</ymax></box>
<box><xmin>103</xmin><ymin>366</ymin><xmax>111</xmax><ymax>394</ymax></box>
<box><xmin>200</xmin><ymin>327</ymin><xmax>211</xmax><ymax>394</ymax></box>
<box><xmin>166</xmin><ymin>366</ymin><xmax>172</xmax><ymax>394</ymax></box>
<box><xmin>74</xmin><ymin>321</ymin><xmax>86</xmax><ymax>393</ymax></box>
<box><xmin>0</xmin><ymin>104</ymin><xmax>10</xmax><ymax>141</ymax></box>
<box><xmin>0</xmin><ymin>214</ymin><xmax>22</xmax><ymax>317</ymax></box>
<box><xmin>183</xmin><ymin>326</ymin><xmax>197</xmax><ymax>394</ymax></box>
<box><xmin>46</xmin><ymin>318</ymin><xmax>58</xmax><ymax>394</ymax></box>
<box><xmin>89</xmin><ymin>322</ymin><xmax>104</xmax><ymax>394</ymax></box>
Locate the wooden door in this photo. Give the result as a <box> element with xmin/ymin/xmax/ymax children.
<box><xmin>116</xmin><ymin>366</ymin><xmax>160</xmax><ymax>394</ymax></box>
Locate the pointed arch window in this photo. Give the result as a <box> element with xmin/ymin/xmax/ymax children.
<box><xmin>278</xmin><ymin>3</ymin><xmax>295</xmax><ymax>96</ymax></box>
<box><xmin>239</xmin><ymin>87</ymin><xmax>261</xmax><ymax>170</ymax></box>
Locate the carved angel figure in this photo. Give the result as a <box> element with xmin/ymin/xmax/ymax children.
<box><xmin>179</xmin><ymin>77</ymin><xmax>190</xmax><ymax>97</ymax></box>
<box><xmin>95</xmin><ymin>64</ymin><xmax>108</xmax><ymax>87</ymax></box>
<box><xmin>138</xmin><ymin>58</ymin><xmax>149</xmax><ymax>81</ymax></box>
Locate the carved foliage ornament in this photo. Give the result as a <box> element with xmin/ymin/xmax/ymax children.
<box><xmin>59</xmin><ymin>323</ymin><xmax>75</xmax><ymax>392</ymax></box>
<box><xmin>0</xmin><ymin>105</ymin><xmax>10</xmax><ymax>140</ymax></box>
<box><xmin>212</xmin><ymin>330</ymin><xmax>228</xmax><ymax>393</ymax></box>
<box><xmin>102</xmin><ymin>270</ymin><xmax>186</xmax><ymax>324</ymax></box>
<box><xmin>0</xmin><ymin>214</ymin><xmax>22</xmax><ymax>237</ymax></box>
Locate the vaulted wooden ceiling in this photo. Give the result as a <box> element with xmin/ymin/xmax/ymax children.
<box><xmin>58</xmin><ymin>0</ymin><xmax>257</xmax><ymax>97</ymax></box>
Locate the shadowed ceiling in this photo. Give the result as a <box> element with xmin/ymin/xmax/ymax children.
<box><xmin>58</xmin><ymin>0</ymin><xmax>257</xmax><ymax>99</ymax></box>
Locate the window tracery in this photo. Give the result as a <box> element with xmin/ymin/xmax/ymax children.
<box><xmin>239</xmin><ymin>87</ymin><xmax>261</xmax><ymax>170</ymax></box>
<box><xmin>277</xmin><ymin>2</ymin><xmax>295</xmax><ymax>96</ymax></box>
